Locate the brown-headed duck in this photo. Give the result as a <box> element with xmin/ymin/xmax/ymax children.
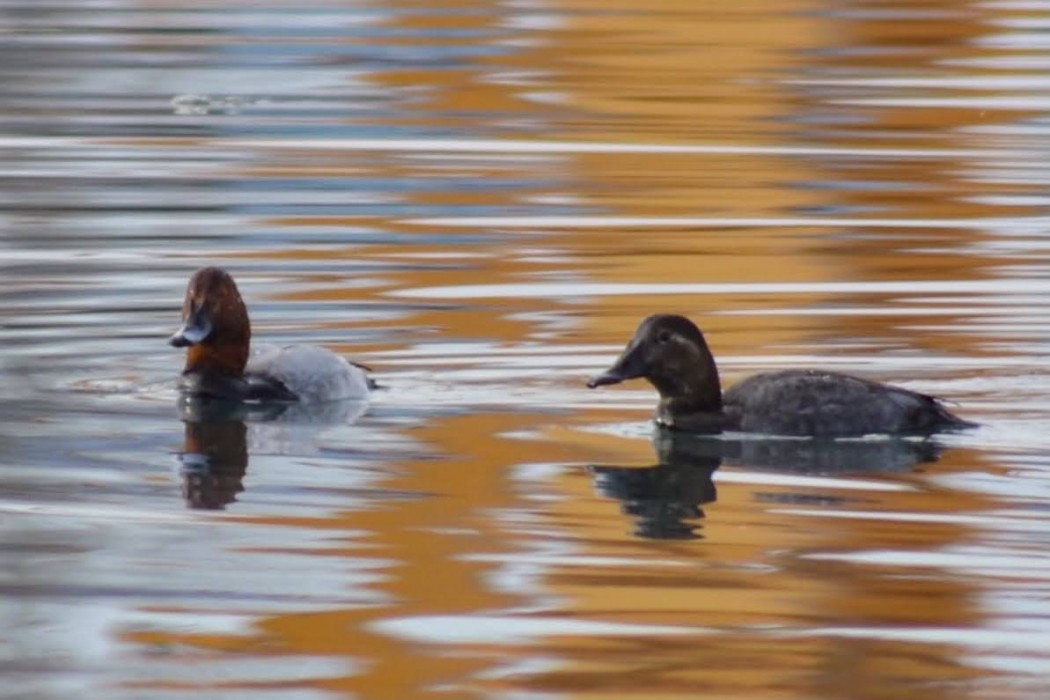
<box><xmin>169</xmin><ymin>267</ymin><xmax>372</xmax><ymax>403</ymax></box>
<box><xmin>587</xmin><ymin>314</ymin><xmax>974</xmax><ymax>437</ymax></box>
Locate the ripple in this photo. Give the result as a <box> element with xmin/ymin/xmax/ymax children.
<box><xmin>390</xmin><ymin>278</ymin><xmax>1050</xmax><ymax>300</ymax></box>
<box><xmin>371</xmin><ymin>614</ymin><xmax>702</xmax><ymax>644</ymax></box>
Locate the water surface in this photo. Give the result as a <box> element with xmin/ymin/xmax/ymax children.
<box><xmin>2</xmin><ymin>0</ymin><xmax>1050</xmax><ymax>698</ymax></box>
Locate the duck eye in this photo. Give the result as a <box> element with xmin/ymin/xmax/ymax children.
<box><xmin>656</xmin><ymin>330</ymin><xmax>672</xmax><ymax>344</ymax></box>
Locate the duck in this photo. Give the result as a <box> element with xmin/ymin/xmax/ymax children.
<box><xmin>169</xmin><ymin>266</ymin><xmax>372</xmax><ymax>403</ymax></box>
<box><xmin>587</xmin><ymin>314</ymin><xmax>974</xmax><ymax>437</ymax></box>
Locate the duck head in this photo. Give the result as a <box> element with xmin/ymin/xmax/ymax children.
<box><xmin>587</xmin><ymin>314</ymin><xmax>723</xmax><ymax>413</ymax></box>
<box><xmin>170</xmin><ymin>267</ymin><xmax>251</xmax><ymax>378</ymax></box>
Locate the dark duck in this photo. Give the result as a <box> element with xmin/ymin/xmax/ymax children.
<box><xmin>588</xmin><ymin>314</ymin><xmax>974</xmax><ymax>437</ymax></box>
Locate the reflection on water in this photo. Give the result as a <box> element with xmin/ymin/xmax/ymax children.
<box><xmin>589</xmin><ymin>429</ymin><xmax>946</xmax><ymax>540</ymax></box>
<box><xmin>656</xmin><ymin>429</ymin><xmax>946</xmax><ymax>474</ymax></box>
<box><xmin>3</xmin><ymin>0</ymin><xmax>1050</xmax><ymax>698</ymax></box>
<box><xmin>176</xmin><ymin>397</ymin><xmax>372</xmax><ymax>509</ymax></box>
<box><xmin>590</xmin><ymin>460</ymin><xmax>719</xmax><ymax>540</ymax></box>
<box><xmin>179</xmin><ymin>412</ymin><xmax>248</xmax><ymax>510</ymax></box>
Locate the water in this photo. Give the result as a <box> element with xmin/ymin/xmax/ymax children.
<box><xmin>2</xmin><ymin>0</ymin><xmax>1050</xmax><ymax>698</ymax></box>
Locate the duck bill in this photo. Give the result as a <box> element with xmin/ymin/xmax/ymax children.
<box><xmin>587</xmin><ymin>344</ymin><xmax>646</xmax><ymax>388</ymax></box>
<box><xmin>169</xmin><ymin>308</ymin><xmax>213</xmax><ymax>347</ymax></box>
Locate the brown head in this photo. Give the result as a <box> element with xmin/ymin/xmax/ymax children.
<box><xmin>587</xmin><ymin>314</ymin><xmax>723</xmax><ymax>413</ymax></box>
<box><xmin>169</xmin><ymin>267</ymin><xmax>251</xmax><ymax>378</ymax></box>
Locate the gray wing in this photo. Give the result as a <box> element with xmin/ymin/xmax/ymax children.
<box><xmin>247</xmin><ymin>344</ymin><xmax>371</xmax><ymax>403</ymax></box>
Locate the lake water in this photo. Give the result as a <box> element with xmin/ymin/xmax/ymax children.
<box><xmin>3</xmin><ymin>0</ymin><xmax>1050</xmax><ymax>698</ymax></box>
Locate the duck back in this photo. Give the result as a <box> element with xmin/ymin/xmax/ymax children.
<box><xmin>247</xmin><ymin>344</ymin><xmax>371</xmax><ymax>403</ymax></box>
<box><xmin>722</xmin><ymin>369</ymin><xmax>971</xmax><ymax>437</ymax></box>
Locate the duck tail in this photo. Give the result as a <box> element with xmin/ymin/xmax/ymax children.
<box><xmin>931</xmin><ymin>398</ymin><xmax>977</xmax><ymax>431</ymax></box>
<box><xmin>348</xmin><ymin>361</ymin><xmax>382</xmax><ymax>391</ymax></box>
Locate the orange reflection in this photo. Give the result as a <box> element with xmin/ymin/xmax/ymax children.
<box><xmin>122</xmin><ymin>0</ymin><xmax>1031</xmax><ymax>697</ymax></box>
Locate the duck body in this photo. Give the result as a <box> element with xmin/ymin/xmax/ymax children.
<box><xmin>589</xmin><ymin>314</ymin><xmax>974</xmax><ymax>438</ymax></box>
<box><xmin>170</xmin><ymin>267</ymin><xmax>371</xmax><ymax>404</ymax></box>
<box><xmin>721</xmin><ymin>369</ymin><xmax>968</xmax><ymax>437</ymax></box>
<box><xmin>246</xmin><ymin>344</ymin><xmax>372</xmax><ymax>403</ymax></box>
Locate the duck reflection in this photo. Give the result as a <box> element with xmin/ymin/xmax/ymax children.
<box><xmin>590</xmin><ymin>429</ymin><xmax>947</xmax><ymax>540</ymax></box>
<box><xmin>653</xmin><ymin>429</ymin><xmax>945</xmax><ymax>474</ymax></box>
<box><xmin>176</xmin><ymin>398</ymin><xmax>254</xmax><ymax>510</ymax></box>
<box><xmin>175</xmin><ymin>397</ymin><xmax>369</xmax><ymax>509</ymax></box>
<box><xmin>180</xmin><ymin>417</ymin><xmax>248</xmax><ymax>510</ymax></box>
<box><xmin>589</xmin><ymin>453</ymin><xmax>719</xmax><ymax>540</ymax></box>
